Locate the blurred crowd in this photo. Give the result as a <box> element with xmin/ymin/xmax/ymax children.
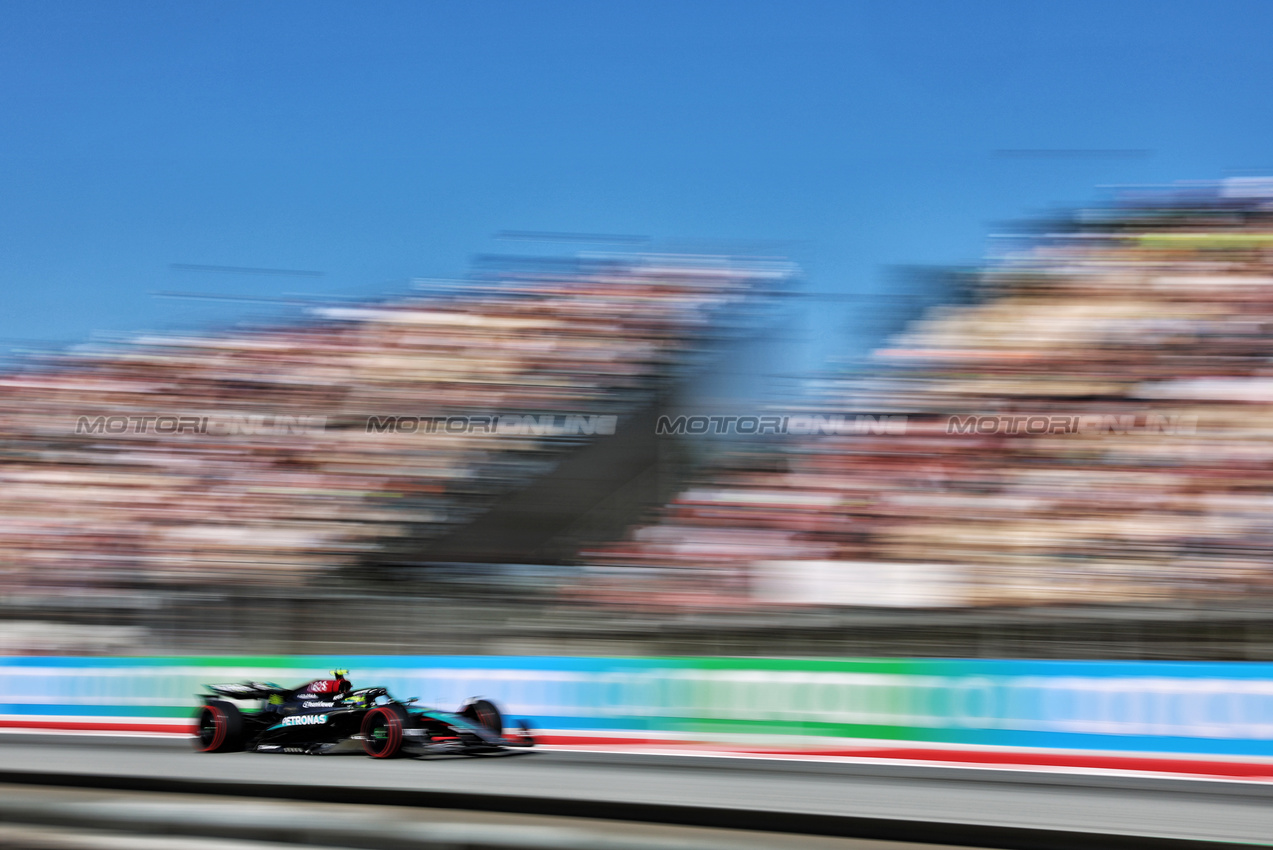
<box><xmin>0</xmin><ymin>255</ymin><xmax>783</xmax><ymax>594</ymax></box>
<box><xmin>580</xmin><ymin>180</ymin><xmax>1273</xmax><ymax>608</ymax></box>
<box><xmin>13</xmin><ymin>179</ymin><xmax>1273</xmax><ymax>614</ymax></box>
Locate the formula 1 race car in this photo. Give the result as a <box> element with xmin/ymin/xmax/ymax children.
<box><xmin>194</xmin><ymin>670</ymin><xmax>534</xmax><ymax>758</ymax></box>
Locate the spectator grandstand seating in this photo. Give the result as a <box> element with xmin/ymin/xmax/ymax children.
<box><xmin>0</xmin><ymin>254</ymin><xmax>790</xmax><ymax>594</ymax></box>
<box><xmin>578</xmin><ymin>181</ymin><xmax>1273</xmax><ymax>608</ymax></box>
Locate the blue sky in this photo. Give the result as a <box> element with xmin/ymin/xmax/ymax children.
<box><xmin>2</xmin><ymin>1</ymin><xmax>1272</xmax><ymax>374</ymax></box>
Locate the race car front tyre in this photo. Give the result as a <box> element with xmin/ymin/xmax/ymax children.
<box><xmin>361</xmin><ymin>705</ymin><xmax>410</xmax><ymax>758</ymax></box>
<box><xmin>461</xmin><ymin>698</ymin><xmax>503</xmax><ymax>736</ymax></box>
<box><xmin>195</xmin><ymin>700</ymin><xmax>245</xmax><ymax>753</ymax></box>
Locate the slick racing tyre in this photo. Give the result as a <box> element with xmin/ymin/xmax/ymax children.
<box><xmin>461</xmin><ymin>699</ymin><xmax>503</xmax><ymax>736</ymax></box>
<box><xmin>361</xmin><ymin>705</ymin><xmax>411</xmax><ymax>758</ymax></box>
<box><xmin>195</xmin><ymin>700</ymin><xmax>245</xmax><ymax>753</ymax></box>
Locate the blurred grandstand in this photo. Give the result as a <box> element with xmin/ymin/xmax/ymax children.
<box><xmin>567</xmin><ymin>179</ymin><xmax>1273</xmax><ymax>658</ymax></box>
<box><xmin>0</xmin><ymin>252</ymin><xmax>794</xmax><ymax>653</ymax></box>
<box><xmin>10</xmin><ymin>181</ymin><xmax>1273</xmax><ymax>659</ymax></box>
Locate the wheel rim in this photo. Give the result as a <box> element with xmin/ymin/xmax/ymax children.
<box><xmin>471</xmin><ymin>703</ymin><xmax>499</xmax><ymax>733</ymax></box>
<box><xmin>198</xmin><ymin>707</ymin><xmax>225</xmax><ymax>751</ymax></box>
<box><xmin>363</xmin><ymin>709</ymin><xmax>399</xmax><ymax>757</ymax></box>
<box><xmin>369</xmin><ymin>719</ymin><xmax>389</xmax><ymax>750</ymax></box>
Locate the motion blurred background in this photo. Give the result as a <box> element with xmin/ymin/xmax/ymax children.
<box><xmin>5</xmin><ymin>1</ymin><xmax>1273</xmax><ymax>660</ymax></box>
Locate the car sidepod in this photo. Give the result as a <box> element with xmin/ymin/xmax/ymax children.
<box><xmin>255</xmin><ymin>706</ymin><xmax>365</xmax><ymax>751</ymax></box>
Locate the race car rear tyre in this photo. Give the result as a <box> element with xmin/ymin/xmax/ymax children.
<box><xmin>461</xmin><ymin>699</ymin><xmax>502</xmax><ymax>736</ymax></box>
<box><xmin>361</xmin><ymin>705</ymin><xmax>410</xmax><ymax>758</ymax></box>
<box><xmin>195</xmin><ymin>700</ymin><xmax>245</xmax><ymax>753</ymax></box>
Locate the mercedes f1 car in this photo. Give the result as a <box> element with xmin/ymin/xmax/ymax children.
<box><xmin>194</xmin><ymin>670</ymin><xmax>534</xmax><ymax>758</ymax></box>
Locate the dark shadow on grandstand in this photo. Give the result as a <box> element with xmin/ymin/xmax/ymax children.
<box><xmin>401</xmin><ymin>396</ymin><xmax>686</xmax><ymax>566</ymax></box>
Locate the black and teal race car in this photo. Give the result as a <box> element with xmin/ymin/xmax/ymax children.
<box><xmin>194</xmin><ymin>670</ymin><xmax>534</xmax><ymax>758</ymax></box>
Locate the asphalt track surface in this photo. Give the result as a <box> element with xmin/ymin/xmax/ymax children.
<box><xmin>0</xmin><ymin>784</ymin><xmax>951</xmax><ymax>850</ymax></box>
<box><xmin>1</xmin><ymin>734</ymin><xmax>1272</xmax><ymax>847</ymax></box>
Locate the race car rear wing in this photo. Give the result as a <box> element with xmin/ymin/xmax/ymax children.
<box><xmin>202</xmin><ymin>682</ymin><xmax>285</xmax><ymax>700</ymax></box>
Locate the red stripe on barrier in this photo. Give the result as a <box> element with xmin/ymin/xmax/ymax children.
<box><xmin>0</xmin><ymin>720</ymin><xmax>195</xmax><ymax>734</ymax></box>
<box><xmin>746</xmin><ymin>746</ymin><xmax>1273</xmax><ymax>778</ymax></box>
<box><xmin>537</xmin><ymin>735</ymin><xmax>1273</xmax><ymax>779</ymax></box>
<box><xmin>8</xmin><ymin>723</ymin><xmax>1273</xmax><ymax>780</ymax></box>
<box><xmin>537</xmin><ymin>735</ymin><xmax>666</xmax><ymax>747</ymax></box>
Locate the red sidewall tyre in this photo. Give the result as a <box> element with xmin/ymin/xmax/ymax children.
<box><xmin>361</xmin><ymin>706</ymin><xmax>408</xmax><ymax>758</ymax></box>
<box><xmin>195</xmin><ymin>700</ymin><xmax>244</xmax><ymax>753</ymax></box>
